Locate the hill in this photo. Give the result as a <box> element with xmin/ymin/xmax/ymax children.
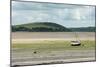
<box><xmin>70</xmin><ymin>27</ymin><xmax>95</xmax><ymax>32</ymax></box>
<box><xmin>12</xmin><ymin>22</ymin><xmax>71</xmax><ymax>32</ymax></box>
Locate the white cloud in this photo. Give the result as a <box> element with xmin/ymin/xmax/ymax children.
<box><xmin>12</xmin><ymin>1</ymin><xmax>95</xmax><ymax>27</ymax></box>
<box><xmin>73</xmin><ymin>9</ymin><xmax>82</xmax><ymax>20</ymax></box>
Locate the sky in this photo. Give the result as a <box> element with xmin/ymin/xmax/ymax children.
<box><xmin>12</xmin><ymin>1</ymin><xmax>95</xmax><ymax>28</ymax></box>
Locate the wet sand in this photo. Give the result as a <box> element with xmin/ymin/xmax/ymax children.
<box><xmin>11</xmin><ymin>32</ymin><xmax>96</xmax><ymax>66</ymax></box>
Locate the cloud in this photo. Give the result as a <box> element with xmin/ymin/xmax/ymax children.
<box><xmin>68</xmin><ymin>6</ymin><xmax>95</xmax><ymax>21</ymax></box>
<box><xmin>12</xmin><ymin>1</ymin><xmax>95</xmax><ymax>27</ymax></box>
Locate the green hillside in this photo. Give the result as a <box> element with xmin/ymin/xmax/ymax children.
<box><xmin>12</xmin><ymin>22</ymin><xmax>71</xmax><ymax>32</ymax></box>
<box><xmin>70</xmin><ymin>27</ymin><xmax>96</xmax><ymax>32</ymax></box>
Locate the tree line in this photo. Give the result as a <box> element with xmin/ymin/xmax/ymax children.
<box><xmin>12</xmin><ymin>26</ymin><xmax>71</xmax><ymax>32</ymax></box>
